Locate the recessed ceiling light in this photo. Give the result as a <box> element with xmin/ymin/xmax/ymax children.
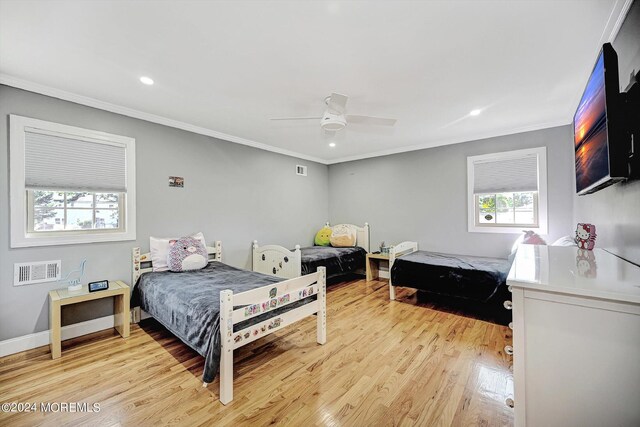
<box><xmin>329</xmin><ymin>142</ymin><xmax>336</xmax><ymax>148</ymax></box>
<box><xmin>469</xmin><ymin>109</ymin><xmax>482</xmax><ymax>116</ymax></box>
<box><xmin>139</xmin><ymin>76</ymin><xmax>154</xmax><ymax>85</ymax></box>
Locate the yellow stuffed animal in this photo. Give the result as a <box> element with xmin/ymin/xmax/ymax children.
<box><xmin>314</xmin><ymin>226</ymin><xmax>332</xmax><ymax>246</ymax></box>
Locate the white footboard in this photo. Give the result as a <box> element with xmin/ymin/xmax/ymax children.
<box><xmin>389</xmin><ymin>241</ymin><xmax>419</xmax><ymax>300</ymax></box>
<box><xmin>218</xmin><ymin>267</ymin><xmax>326</xmax><ymax>404</ymax></box>
<box><xmin>252</xmin><ymin>241</ymin><xmax>302</xmax><ymax>279</ymax></box>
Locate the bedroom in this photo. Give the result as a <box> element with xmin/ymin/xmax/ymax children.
<box><xmin>1</xmin><ymin>0</ymin><xmax>639</xmax><ymax>426</ymax></box>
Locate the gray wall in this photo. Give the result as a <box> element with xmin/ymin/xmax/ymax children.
<box><xmin>329</xmin><ymin>125</ymin><xmax>575</xmax><ymax>259</ymax></box>
<box><xmin>0</xmin><ymin>85</ymin><xmax>329</xmax><ymax>341</ymax></box>
<box><xmin>574</xmin><ymin>1</ymin><xmax>640</xmax><ymax>265</ymax></box>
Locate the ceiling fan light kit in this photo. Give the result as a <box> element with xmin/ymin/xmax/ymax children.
<box><xmin>321</xmin><ymin>111</ymin><xmax>347</xmax><ymax>132</ymax></box>
<box><xmin>271</xmin><ymin>92</ymin><xmax>397</xmax><ymax>134</ymax></box>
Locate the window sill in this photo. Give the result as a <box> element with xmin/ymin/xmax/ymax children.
<box><xmin>468</xmin><ymin>225</ymin><xmax>548</xmax><ymax>234</ymax></box>
<box><xmin>11</xmin><ymin>230</ymin><xmax>136</xmax><ymax>248</ymax></box>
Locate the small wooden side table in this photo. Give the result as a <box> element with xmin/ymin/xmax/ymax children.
<box><xmin>366</xmin><ymin>253</ymin><xmax>390</xmax><ymax>281</ymax></box>
<box><xmin>48</xmin><ymin>280</ymin><xmax>130</xmax><ymax>359</ymax></box>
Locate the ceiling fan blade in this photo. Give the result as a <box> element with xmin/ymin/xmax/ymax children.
<box><xmin>328</xmin><ymin>93</ymin><xmax>348</xmax><ymax>114</ymax></box>
<box><xmin>346</xmin><ymin>115</ymin><xmax>397</xmax><ymax>126</ymax></box>
<box><xmin>270</xmin><ymin>116</ymin><xmax>322</xmax><ymax>121</ymax></box>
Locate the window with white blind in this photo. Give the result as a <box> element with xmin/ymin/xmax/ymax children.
<box><xmin>9</xmin><ymin>115</ymin><xmax>136</xmax><ymax>247</ymax></box>
<box><xmin>467</xmin><ymin>147</ymin><xmax>547</xmax><ymax>234</ymax></box>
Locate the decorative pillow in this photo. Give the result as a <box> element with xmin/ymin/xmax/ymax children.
<box><xmin>314</xmin><ymin>226</ymin><xmax>332</xmax><ymax>246</ymax></box>
<box><xmin>167</xmin><ymin>236</ymin><xmax>208</xmax><ymax>272</ymax></box>
<box><xmin>522</xmin><ymin>230</ymin><xmax>547</xmax><ymax>245</ymax></box>
<box><xmin>510</xmin><ymin>230</ymin><xmax>547</xmax><ymax>255</ymax></box>
<box><xmin>330</xmin><ymin>224</ymin><xmax>357</xmax><ymax>247</ymax></box>
<box><xmin>150</xmin><ymin>232</ymin><xmax>206</xmax><ymax>271</ymax></box>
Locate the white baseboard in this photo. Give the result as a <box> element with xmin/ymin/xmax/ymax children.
<box><xmin>0</xmin><ymin>314</ymin><xmax>116</xmax><ymax>358</ymax></box>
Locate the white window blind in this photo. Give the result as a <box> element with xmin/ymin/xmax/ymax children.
<box><xmin>24</xmin><ymin>129</ymin><xmax>127</xmax><ymax>192</ymax></box>
<box><xmin>472</xmin><ymin>154</ymin><xmax>538</xmax><ymax>194</ymax></box>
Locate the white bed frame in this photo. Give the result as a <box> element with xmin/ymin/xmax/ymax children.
<box><xmin>252</xmin><ymin>222</ymin><xmax>370</xmax><ymax>279</ymax></box>
<box><xmin>131</xmin><ymin>242</ymin><xmax>327</xmax><ymax>405</ymax></box>
<box><xmin>388</xmin><ymin>241</ymin><xmax>419</xmax><ymax>300</ymax></box>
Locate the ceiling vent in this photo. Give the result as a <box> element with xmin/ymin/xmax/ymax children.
<box><xmin>14</xmin><ymin>260</ymin><xmax>61</xmax><ymax>286</ymax></box>
<box><xmin>296</xmin><ymin>165</ymin><xmax>307</xmax><ymax>176</ymax></box>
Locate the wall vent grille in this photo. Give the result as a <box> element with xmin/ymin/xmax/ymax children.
<box><xmin>14</xmin><ymin>260</ymin><xmax>61</xmax><ymax>286</ymax></box>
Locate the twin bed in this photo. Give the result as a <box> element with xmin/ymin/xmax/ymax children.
<box><xmin>388</xmin><ymin>241</ymin><xmax>512</xmax><ymax>303</ymax></box>
<box><xmin>131</xmin><ymin>243</ymin><xmax>327</xmax><ymax>405</ymax></box>
<box><xmin>252</xmin><ymin>222</ymin><xmax>370</xmax><ymax>279</ymax></box>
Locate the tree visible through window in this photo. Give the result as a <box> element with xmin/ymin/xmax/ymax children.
<box><xmin>30</xmin><ymin>191</ymin><xmax>121</xmax><ymax>232</ymax></box>
<box><xmin>477</xmin><ymin>192</ymin><xmax>537</xmax><ymax>226</ymax></box>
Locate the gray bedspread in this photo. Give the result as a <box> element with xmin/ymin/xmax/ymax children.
<box><xmin>300</xmin><ymin>246</ymin><xmax>367</xmax><ymax>277</ymax></box>
<box><xmin>132</xmin><ymin>261</ymin><xmax>284</xmax><ymax>383</ymax></box>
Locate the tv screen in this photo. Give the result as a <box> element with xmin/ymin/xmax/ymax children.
<box><xmin>574</xmin><ymin>43</ymin><xmax>625</xmax><ymax>195</ymax></box>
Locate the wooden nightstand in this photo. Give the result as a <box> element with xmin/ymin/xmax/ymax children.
<box><xmin>48</xmin><ymin>280</ymin><xmax>130</xmax><ymax>359</ymax></box>
<box><xmin>366</xmin><ymin>253</ymin><xmax>390</xmax><ymax>281</ymax></box>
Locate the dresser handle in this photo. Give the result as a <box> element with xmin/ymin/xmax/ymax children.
<box><xmin>505</xmin><ymin>397</ymin><xmax>514</xmax><ymax>408</ymax></box>
<box><xmin>508</xmin><ymin>322</ymin><xmax>513</xmax><ymax>330</ymax></box>
<box><xmin>505</xmin><ymin>345</ymin><xmax>513</xmax><ymax>355</ymax></box>
<box><xmin>503</xmin><ymin>300</ymin><xmax>513</xmax><ymax>310</ymax></box>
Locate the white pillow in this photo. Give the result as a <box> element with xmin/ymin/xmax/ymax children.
<box><xmin>552</xmin><ymin>235</ymin><xmax>577</xmax><ymax>247</ymax></box>
<box><xmin>150</xmin><ymin>232</ymin><xmax>206</xmax><ymax>272</ymax></box>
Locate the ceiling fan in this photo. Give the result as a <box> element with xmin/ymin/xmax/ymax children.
<box><xmin>270</xmin><ymin>93</ymin><xmax>397</xmax><ymax>133</ymax></box>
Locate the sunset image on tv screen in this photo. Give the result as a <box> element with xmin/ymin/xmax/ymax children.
<box><xmin>574</xmin><ymin>53</ymin><xmax>609</xmax><ymax>193</ymax></box>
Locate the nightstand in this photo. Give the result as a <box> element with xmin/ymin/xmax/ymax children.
<box><xmin>366</xmin><ymin>253</ymin><xmax>390</xmax><ymax>281</ymax></box>
<box><xmin>48</xmin><ymin>280</ymin><xmax>130</xmax><ymax>359</ymax></box>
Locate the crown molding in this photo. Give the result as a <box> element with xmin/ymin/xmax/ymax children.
<box><xmin>325</xmin><ymin>118</ymin><xmax>571</xmax><ymax>164</ymax></box>
<box><xmin>607</xmin><ymin>0</ymin><xmax>634</xmax><ymax>43</ymax></box>
<box><xmin>0</xmin><ymin>74</ymin><xmax>328</xmax><ymax>165</ymax></box>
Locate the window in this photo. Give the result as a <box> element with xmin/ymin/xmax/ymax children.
<box><xmin>10</xmin><ymin>115</ymin><xmax>136</xmax><ymax>247</ymax></box>
<box><xmin>467</xmin><ymin>147</ymin><xmax>547</xmax><ymax>234</ymax></box>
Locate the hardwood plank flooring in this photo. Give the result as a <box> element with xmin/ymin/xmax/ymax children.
<box><xmin>0</xmin><ymin>279</ymin><xmax>513</xmax><ymax>426</ymax></box>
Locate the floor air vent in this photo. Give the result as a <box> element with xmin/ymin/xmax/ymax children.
<box><xmin>14</xmin><ymin>260</ymin><xmax>61</xmax><ymax>286</ymax></box>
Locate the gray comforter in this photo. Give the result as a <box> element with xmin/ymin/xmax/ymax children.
<box><xmin>300</xmin><ymin>246</ymin><xmax>367</xmax><ymax>277</ymax></box>
<box><xmin>132</xmin><ymin>261</ymin><xmax>284</xmax><ymax>383</ymax></box>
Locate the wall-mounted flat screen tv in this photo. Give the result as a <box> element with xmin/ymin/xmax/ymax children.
<box><xmin>574</xmin><ymin>43</ymin><xmax>627</xmax><ymax>195</ymax></box>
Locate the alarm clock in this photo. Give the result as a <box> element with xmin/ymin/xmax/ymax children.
<box><xmin>88</xmin><ymin>280</ymin><xmax>109</xmax><ymax>292</ymax></box>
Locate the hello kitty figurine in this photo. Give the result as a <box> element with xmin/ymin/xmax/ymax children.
<box><xmin>575</xmin><ymin>223</ymin><xmax>597</xmax><ymax>250</ymax></box>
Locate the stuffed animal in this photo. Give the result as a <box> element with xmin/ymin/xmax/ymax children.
<box><xmin>167</xmin><ymin>236</ymin><xmax>208</xmax><ymax>272</ymax></box>
<box><xmin>314</xmin><ymin>226</ymin><xmax>332</xmax><ymax>246</ymax></box>
<box><xmin>575</xmin><ymin>223</ymin><xmax>597</xmax><ymax>250</ymax></box>
<box><xmin>330</xmin><ymin>224</ymin><xmax>357</xmax><ymax>247</ymax></box>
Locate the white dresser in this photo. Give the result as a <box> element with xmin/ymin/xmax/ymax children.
<box><xmin>507</xmin><ymin>245</ymin><xmax>640</xmax><ymax>427</ymax></box>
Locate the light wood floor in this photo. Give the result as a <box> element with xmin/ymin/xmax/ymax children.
<box><xmin>0</xmin><ymin>279</ymin><xmax>513</xmax><ymax>426</ymax></box>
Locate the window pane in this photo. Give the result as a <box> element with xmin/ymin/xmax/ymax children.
<box><xmin>66</xmin><ymin>192</ymin><xmax>93</xmax><ymax>208</ymax></box>
<box><xmin>514</xmin><ymin>192</ymin><xmax>535</xmax><ymax>225</ymax></box>
<box><xmin>33</xmin><ymin>190</ymin><xmax>64</xmax><ymax>208</ymax></box>
<box><xmin>34</xmin><ymin>208</ymin><xmax>64</xmax><ymax>231</ymax></box>
<box><xmin>96</xmin><ymin>193</ymin><xmax>119</xmax><ymax>209</ymax></box>
<box><xmin>96</xmin><ymin>209</ymin><xmax>119</xmax><ymax>229</ymax></box>
<box><xmin>66</xmin><ymin>209</ymin><xmax>93</xmax><ymax>229</ymax></box>
<box><xmin>496</xmin><ymin>193</ymin><xmax>515</xmax><ymax>224</ymax></box>
<box><xmin>478</xmin><ymin>195</ymin><xmax>496</xmax><ymax>223</ymax></box>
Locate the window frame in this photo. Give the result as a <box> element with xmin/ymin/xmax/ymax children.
<box><xmin>10</xmin><ymin>115</ymin><xmax>136</xmax><ymax>247</ymax></box>
<box><xmin>467</xmin><ymin>147</ymin><xmax>547</xmax><ymax>234</ymax></box>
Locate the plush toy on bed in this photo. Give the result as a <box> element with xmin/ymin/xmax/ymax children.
<box><xmin>575</xmin><ymin>223</ymin><xmax>597</xmax><ymax>250</ymax></box>
<box><xmin>314</xmin><ymin>226</ymin><xmax>332</xmax><ymax>246</ymax></box>
<box><xmin>167</xmin><ymin>236</ymin><xmax>209</xmax><ymax>272</ymax></box>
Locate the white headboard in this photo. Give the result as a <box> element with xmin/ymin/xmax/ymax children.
<box><xmin>328</xmin><ymin>222</ymin><xmax>370</xmax><ymax>253</ymax></box>
<box><xmin>132</xmin><ymin>241</ymin><xmax>222</xmax><ymax>284</ymax></box>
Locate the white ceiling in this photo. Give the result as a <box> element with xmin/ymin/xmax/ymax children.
<box><xmin>0</xmin><ymin>0</ymin><xmax>631</xmax><ymax>164</ymax></box>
